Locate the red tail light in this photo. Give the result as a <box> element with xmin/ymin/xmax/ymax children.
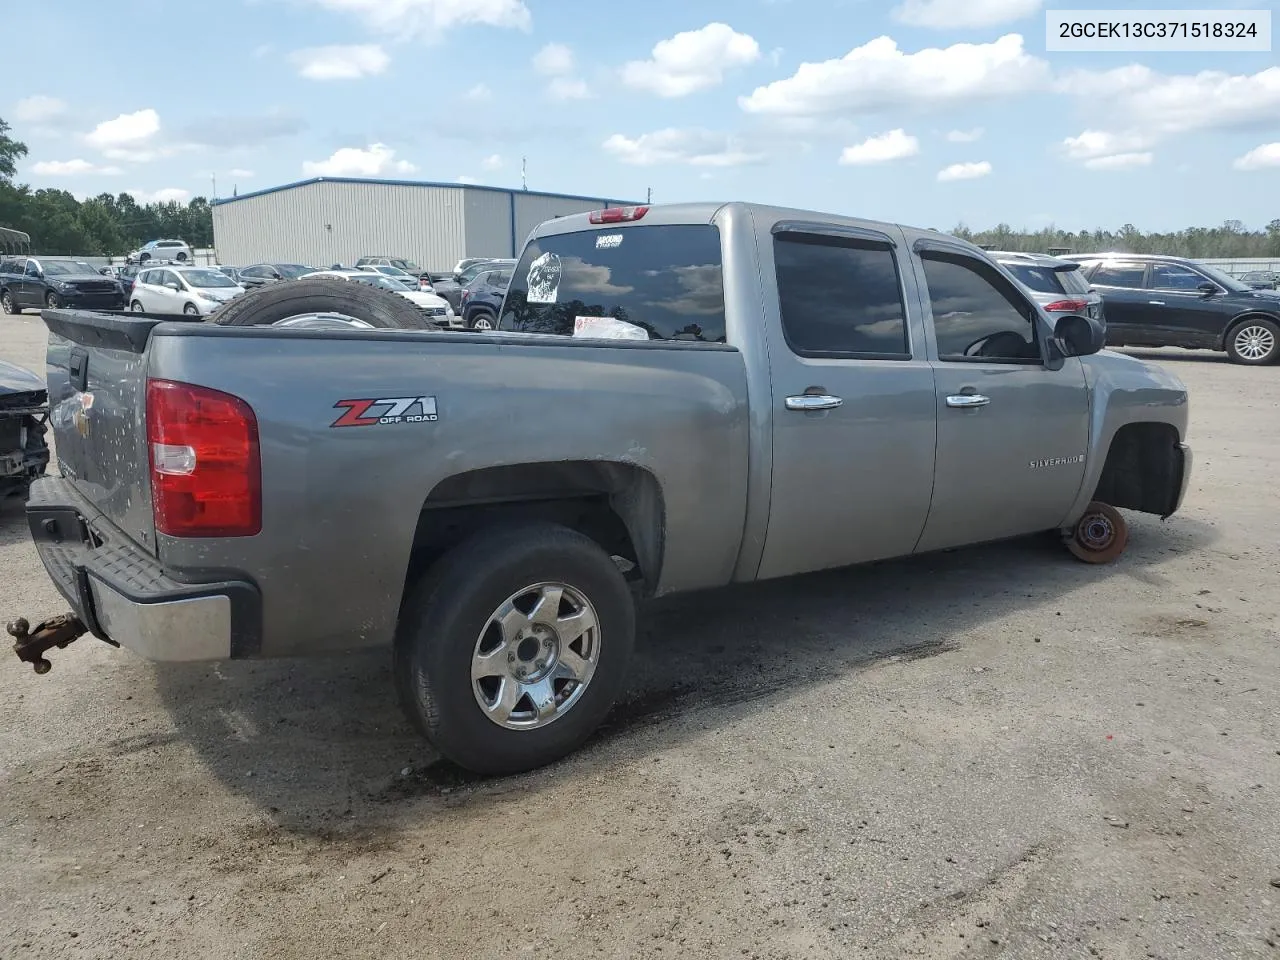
<box><xmin>1043</xmin><ymin>298</ymin><xmax>1089</xmax><ymax>313</ymax></box>
<box><xmin>146</xmin><ymin>378</ymin><xmax>261</xmax><ymax>538</ymax></box>
<box><xmin>589</xmin><ymin>205</ymin><xmax>649</xmax><ymax>224</ymax></box>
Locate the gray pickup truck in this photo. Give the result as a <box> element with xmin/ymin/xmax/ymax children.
<box><xmin>10</xmin><ymin>201</ymin><xmax>1192</xmax><ymax>775</ymax></box>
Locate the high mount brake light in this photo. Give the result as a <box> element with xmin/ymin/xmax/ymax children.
<box><xmin>146</xmin><ymin>378</ymin><xmax>261</xmax><ymax>538</ymax></box>
<box><xmin>588</xmin><ymin>206</ymin><xmax>649</xmax><ymax>224</ymax></box>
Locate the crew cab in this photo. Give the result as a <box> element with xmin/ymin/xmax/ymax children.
<box><xmin>0</xmin><ymin>257</ymin><xmax>125</xmax><ymax>314</ymax></box>
<box><xmin>13</xmin><ymin>202</ymin><xmax>1192</xmax><ymax>776</ymax></box>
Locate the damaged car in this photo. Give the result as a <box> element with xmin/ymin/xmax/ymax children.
<box><xmin>0</xmin><ymin>359</ymin><xmax>50</xmax><ymax>499</ymax></box>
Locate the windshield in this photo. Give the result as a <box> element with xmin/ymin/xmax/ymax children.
<box><xmin>182</xmin><ymin>269</ymin><xmax>237</xmax><ymax>288</ymax></box>
<box><xmin>277</xmin><ymin>264</ymin><xmax>314</xmax><ymax>279</ymax></box>
<box><xmin>1194</xmin><ymin>262</ymin><xmax>1250</xmax><ymax>292</ymax></box>
<box><xmin>391</xmin><ymin>260</ymin><xmax>419</xmax><ymax>272</ymax></box>
<box><xmin>43</xmin><ymin>261</ymin><xmax>96</xmax><ymax>276</ymax></box>
<box><xmin>499</xmin><ymin>225</ymin><xmax>726</xmax><ymax>342</ymax></box>
<box><xmin>351</xmin><ymin>274</ymin><xmax>404</xmax><ymax>291</ymax></box>
<box><xmin>377</xmin><ymin>266</ymin><xmax>412</xmax><ymax>277</ymax></box>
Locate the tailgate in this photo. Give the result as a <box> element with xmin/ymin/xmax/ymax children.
<box><xmin>43</xmin><ymin>309</ymin><xmax>166</xmax><ymax>555</ymax></box>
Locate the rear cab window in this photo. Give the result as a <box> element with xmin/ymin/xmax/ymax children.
<box><xmin>499</xmin><ymin>224</ymin><xmax>726</xmax><ymax>342</ymax></box>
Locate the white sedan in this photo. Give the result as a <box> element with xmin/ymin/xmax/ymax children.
<box><xmin>302</xmin><ymin>271</ymin><xmax>461</xmax><ymax>327</ymax></box>
<box><xmin>128</xmin><ymin>266</ymin><xmax>245</xmax><ymax>316</ymax></box>
<box><xmin>356</xmin><ymin>263</ymin><xmax>432</xmax><ymax>291</ymax></box>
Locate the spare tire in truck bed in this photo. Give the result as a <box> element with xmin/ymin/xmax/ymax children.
<box><xmin>208</xmin><ymin>277</ymin><xmax>439</xmax><ymax>329</ymax></box>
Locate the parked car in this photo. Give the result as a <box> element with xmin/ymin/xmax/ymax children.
<box><xmin>236</xmin><ymin>263</ymin><xmax>318</xmax><ymax>288</ymax></box>
<box><xmin>13</xmin><ymin>201</ymin><xmax>1192</xmax><ymax>776</ymax></box>
<box><xmin>115</xmin><ymin>263</ymin><xmax>143</xmax><ymax>302</ymax></box>
<box><xmin>459</xmin><ymin>266</ymin><xmax>512</xmax><ymax>330</ymax></box>
<box><xmin>356</xmin><ymin>255</ymin><xmax>428</xmax><ymax>278</ymax></box>
<box><xmin>988</xmin><ymin>251</ymin><xmax>1104</xmax><ymax>323</ymax></box>
<box><xmin>129</xmin><ymin>239</ymin><xmax>193</xmax><ymax>264</ymax></box>
<box><xmin>432</xmin><ymin>258</ymin><xmax>516</xmax><ymax>311</ymax></box>
<box><xmin>0</xmin><ymin>256</ymin><xmax>124</xmax><ymax>314</ymax></box>
<box><xmin>216</xmin><ymin>265</ymin><xmax>244</xmax><ymax>285</ymax></box>
<box><xmin>0</xmin><ymin>359</ymin><xmax>49</xmax><ymax>499</ymax></box>
<box><xmin>1062</xmin><ymin>253</ymin><xmax>1280</xmax><ymax>364</ymax></box>
<box><xmin>128</xmin><ymin>265</ymin><xmax>246</xmax><ymax>316</ymax></box>
<box><xmin>302</xmin><ymin>270</ymin><xmax>459</xmax><ymax>326</ymax></box>
<box><xmin>1239</xmin><ymin>270</ymin><xmax>1280</xmax><ymax>290</ymax></box>
<box><xmin>355</xmin><ymin>263</ymin><xmax>429</xmax><ymax>290</ymax></box>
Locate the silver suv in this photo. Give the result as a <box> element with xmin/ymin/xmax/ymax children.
<box><xmin>991</xmin><ymin>251</ymin><xmax>1104</xmax><ymax>323</ymax></box>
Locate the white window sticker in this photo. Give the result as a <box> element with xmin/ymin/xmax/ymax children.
<box><xmin>595</xmin><ymin>233</ymin><xmax>623</xmax><ymax>249</ymax></box>
<box><xmin>573</xmin><ymin>316</ymin><xmax>649</xmax><ymax>340</ymax></box>
<box><xmin>525</xmin><ymin>251</ymin><xmax>562</xmax><ymax>304</ymax></box>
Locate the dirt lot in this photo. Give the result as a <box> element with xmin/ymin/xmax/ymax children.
<box><xmin>1</xmin><ymin>310</ymin><xmax>1277</xmax><ymax>960</ymax></box>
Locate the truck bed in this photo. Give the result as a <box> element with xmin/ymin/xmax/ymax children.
<box><xmin>39</xmin><ymin>311</ymin><xmax>751</xmax><ymax>656</ymax></box>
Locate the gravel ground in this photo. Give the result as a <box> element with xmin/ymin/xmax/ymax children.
<box><xmin>1</xmin><ymin>310</ymin><xmax>1277</xmax><ymax>960</ymax></box>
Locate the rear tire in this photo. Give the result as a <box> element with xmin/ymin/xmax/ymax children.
<box><xmin>394</xmin><ymin>522</ymin><xmax>636</xmax><ymax>775</ymax></box>
<box><xmin>470</xmin><ymin>310</ymin><xmax>496</xmax><ymax>331</ymax></box>
<box><xmin>0</xmin><ymin>291</ymin><xmax>18</xmax><ymax>315</ymax></box>
<box><xmin>1225</xmin><ymin>317</ymin><xmax>1280</xmax><ymax>365</ymax></box>
<box><xmin>209</xmin><ymin>277</ymin><xmax>438</xmax><ymax>329</ymax></box>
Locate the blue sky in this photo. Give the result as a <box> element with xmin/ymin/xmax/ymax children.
<box><xmin>5</xmin><ymin>0</ymin><xmax>1278</xmax><ymax>232</ymax></box>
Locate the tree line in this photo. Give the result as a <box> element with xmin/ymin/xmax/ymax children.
<box><xmin>1</xmin><ymin>116</ymin><xmax>214</xmax><ymax>257</ymax></box>
<box><xmin>950</xmin><ymin>219</ymin><xmax>1280</xmax><ymax>259</ymax></box>
<box><xmin>3</xmin><ymin>113</ymin><xmax>1279</xmax><ymax>260</ymax></box>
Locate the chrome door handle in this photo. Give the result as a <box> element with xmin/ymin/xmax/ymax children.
<box><xmin>1148</xmin><ymin>300</ymin><xmax>1164</xmax><ymax>305</ymax></box>
<box><xmin>785</xmin><ymin>394</ymin><xmax>843</xmax><ymax>411</ymax></box>
<box><xmin>946</xmin><ymin>394</ymin><xmax>991</xmax><ymax>408</ymax></box>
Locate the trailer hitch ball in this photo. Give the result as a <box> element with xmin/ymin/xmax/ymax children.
<box><xmin>8</xmin><ymin>614</ymin><xmax>88</xmax><ymax>674</ymax></box>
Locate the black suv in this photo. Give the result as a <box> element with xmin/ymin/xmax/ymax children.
<box><xmin>1063</xmin><ymin>253</ymin><xmax>1280</xmax><ymax>365</ymax></box>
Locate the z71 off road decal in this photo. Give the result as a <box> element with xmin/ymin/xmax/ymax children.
<box><xmin>331</xmin><ymin>396</ymin><xmax>438</xmax><ymax>427</ymax></box>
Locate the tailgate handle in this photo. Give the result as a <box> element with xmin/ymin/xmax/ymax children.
<box><xmin>69</xmin><ymin>348</ymin><xmax>89</xmax><ymax>392</ymax></box>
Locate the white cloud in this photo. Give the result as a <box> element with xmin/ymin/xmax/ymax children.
<box><xmin>1234</xmin><ymin>142</ymin><xmax>1280</xmax><ymax>171</ymax></box>
<box><xmin>739</xmin><ymin>34</ymin><xmax>1049</xmax><ymax>119</ymax></box>
<box><xmin>602</xmin><ymin>128</ymin><xmax>765</xmax><ymax>167</ymax></box>
<box><xmin>532</xmin><ymin>42</ymin><xmax>573</xmax><ymax>75</ymax></box>
<box><xmin>481</xmin><ymin>154</ymin><xmax>503</xmax><ymax>170</ymax></box>
<box><xmin>294</xmin><ymin>0</ymin><xmax>531</xmax><ymax>40</ymax></box>
<box><xmin>31</xmin><ymin>158</ymin><xmax>123</xmax><ymax>176</ymax></box>
<box><xmin>946</xmin><ymin>127</ymin><xmax>983</xmax><ymax>142</ymax></box>
<box><xmin>228</xmin><ymin>168</ymin><xmax>255</xmax><ymax>178</ymax></box>
<box><xmin>1056</xmin><ymin>65</ymin><xmax>1280</xmax><ymax>139</ymax></box>
<box><xmin>892</xmin><ymin>0</ymin><xmax>1042</xmax><ymax>29</ymax></box>
<box><xmin>838</xmin><ymin>128</ymin><xmax>919</xmax><ymax>165</ymax></box>
<box><xmin>548</xmin><ymin>77</ymin><xmax>591</xmax><ymax>100</ymax></box>
<box><xmin>464</xmin><ymin>83</ymin><xmax>492</xmax><ymax>101</ymax></box>
<box><xmin>14</xmin><ymin>95</ymin><xmax>68</xmax><ymax>124</ymax></box>
<box><xmin>937</xmin><ymin>160</ymin><xmax>992</xmax><ymax>181</ymax></box>
<box><xmin>129</xmin><ymin>187</ymin><xmax>192</xmax><ymax>204</ymax></box>
<box><xmin>86</xmin><ymin>109</ymin><xmax>160</xmax><ymax>148</ymax></box>
<box><xmin>290</xmin><ymin>44</ymin><xmax>389</xmax><ymax>80</ymax></box>
<box><xmin>302</xmin><ymin>143</ymin><xmax>417</xmax><ymax>176</ymax></box>
<box><xmin>1083</xmin><ymin>152</ymin><xmax>1153</xmax><ymax>171</ymax></box>
<box><xmin>622</xmin><ymin>23</ymin><xmax>761</xmax><ymax>98</ymax></box>
<box><xmin>1059</xmin><ymin>130</ymin><xmax>1155</xmax><ymax>170</ymax></box>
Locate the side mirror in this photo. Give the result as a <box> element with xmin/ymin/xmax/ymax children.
<box><xmin>1053</xmin><ymin>314</ymin><xmax>1105</xmax><ymax>358</ymax></box>
<box><xmin>166</xmin><ymin>281</ymin><xmax>181</xmax><ymax>291</ymax></box>
<box><xmin>1197</xmin><ymin>282</ymin><xmax>1218</xmax><ymax>297</ymax></box>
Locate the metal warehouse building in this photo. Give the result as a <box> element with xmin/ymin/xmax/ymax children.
<box><xmin>211</xmin><ymin>177</ymin><xmax>637</xmax><ymax>271</ymax></box>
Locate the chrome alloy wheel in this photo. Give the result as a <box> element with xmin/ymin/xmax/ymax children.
<box><xmin>471</xmin><ymin>582</ymin><xmax>600</xmax><ymax>730</ymax></box>
<box><xmin>1233</xmin><ymin>324</ymin><xmax>1275</xmax><ymax>362</ymax></box>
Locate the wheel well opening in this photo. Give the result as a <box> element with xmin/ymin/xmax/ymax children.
<box><xmin>402</xmin><ymin>461</ymin><xmax>664</xmax><ymax>601</ymax></box>
<box><xmin>1224</xmin><ymin>313</ymin><xmax>1278</xmax><ymax>349</ymax></box>
<box><xmin>1092</xmin><ymin>422</ymin><xmax>1183</xmax><ymax>518</ymax></box>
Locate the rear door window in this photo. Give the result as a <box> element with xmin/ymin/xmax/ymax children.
<box><xmin>773</xmin><ymin>232</ymin><xmax>909</xmax><ymax>358</ymax></box>
<box><xmin>1089</xmin><ymin>262</ymin><xmax>1147</xmax><ymax>288</ymax></box>
<box><xmin>500</xmin><ymin>224</ymin><xmax>726</xmax><ymax>342</ymax></box>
